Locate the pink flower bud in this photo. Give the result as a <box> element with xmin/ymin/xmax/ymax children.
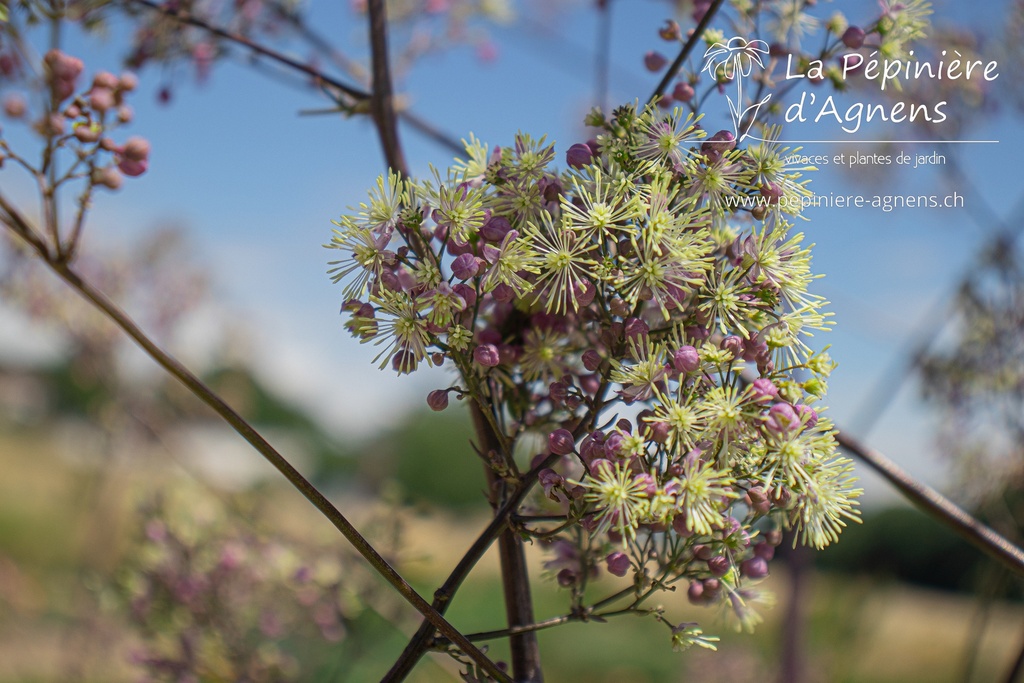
<box><xmin>548</xmin><ymin>428</ymin><xmax>575</xmax><ymax>455</ymax></box>
<box><xmin>118</xmin><ymin>72</ymin><xmax>139</xmax><ymax>91</ymax></box>
<box><xmin>707</xmin><ymin>555</ymin><xmax>731</xmax><ymax>577</ymax></box>
<box><xmin>92</xmin><ymin>71</ymin><xmax>119</xmax><ymax>90</ymax></box>
<box><xmin>740</xmin><ymin>556</ymin><xmax>769</xmax><ymax>579</ymax></box>
<box><xmin>89</xmin><ymin>87</ymin><xmax>115</xmax><ymax>112</ymax></box>
<box><xmin>672</xmin><ymin>346</ymin><xmax>700</xmax><ymax>373</ymax></box>
<box><xmin>3</xmin><ymin>94</ymin><xmax>26</xmax><ymax>119</ymax></box>
<box><xmin>427</xmin><ymin>389</ymin><xmax>449</xmax><ymax>411</ymax></box>
<box><xmin>794</xmin><ymin>403</ymin><xmax>818</xmax><ymax>428</ymax></box>
<box><xmin>474</xmin><ymin>343</ymin><xmax>500</xmax><ymax>367</ymax></box>
<box><xmin>122</xmin><ymin>136</ymin><xmax>150</xmax><ymax>162</ymax></box>
<box><xmin>96</xmin><ymin>166</ymin><xmax>123</xmax><ymax>190</ymax></box>
<box><xmin>606</xmin><ymin>551</ymin><xmax>630</xmax><ymax>577</ymax></box>
<box><xmin>747</xmin><ymin>485</ymin><xmax>771</xmax><ymax>515</ymax></box>
<box><xmin>766</xmin><ymin>403</ymin><xmax>799</xmax><ymax>434</ymax></box>
<box><xmin>672</xmin><ymin>82</ymin><xmax>695</xmax><ymax>102</ymax></box>
<box><xmin>750</xmin><ymin>378</ymin><xmax>778</xmax><ymax>404</ymax></box>
<box><xmin>721</xmin><ymin>334</ymin><xmax>743</xmax><ymax>357</ymax></box>
<box><xmin>118</xmin><ymin>157</ymin><xmax>148</xmax><ymax>177</ymax></box>
<box><xmin>687</xmin><ymin>580</ymin><xmax>705</xmax><ymax>604</ymax></box>
<box><xmin>842</xmin><ymin>26</ymin><xmax>866</xmax><ymax>49</ymax></box>
<box><xmin>73</xmin><ymin>124</ymin><xmax>100</xmax><ymax>143</ymax></box>
<box><xmin>582</xmin><ymin>349</ymin><xmax>602</xmax><ymax>372</ymax></box>
<box><xmin>117</xmin><ymin>105</ymin><xmax>134</xmax><ymax>124</ymax></box>
<box><xmin>644</xmin><ymin>51</ymin><xmax>668</xmax><ymax>72</ymax></box>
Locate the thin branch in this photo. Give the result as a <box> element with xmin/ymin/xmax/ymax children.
<box><xmin>648</xmin><ymin>0</ymin><xmax>725</xmax><ymax>103</ymax></box>
<box><xmin>122</xmin><ymin>0</ymin><xmax>463</xmax><ymax>155</ymax></box>
<box><xmin>474</xmin><ymin>403</ymin><xmax>542</xmax><ymax>683</ymax></box>
<box><xmin>366</xmin><ymin>0</ymin><xmax>407</xmax><ymax>176</ymax></box>
<box><xmin>0</xmin><ymin>211</ymin><xmax>510</xmax><ymax>683</ymax></box>
<box><xmin>383</xmin><ymin>379</ymin><xmax>614</xmax><ymax>681</ymax></box>
<box><xmin>836</xmin><ymin>430</ymin><xmax>1024</xmax><ymax>576</ymax></box>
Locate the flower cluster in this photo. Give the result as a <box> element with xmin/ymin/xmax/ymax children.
<box><xmin>1</xmin><ymin>49</ymin><xmax>149</xmax><ymax>190</ymax></box>
<box><xmin>120</xmin><ymin>484</ymin><xmax>380</xmax><ymax>682</ymax></box>
<box><xmin>328</xmin><ymin>101</ymin><xmax>859</xmax><ymax>650</ymax></box>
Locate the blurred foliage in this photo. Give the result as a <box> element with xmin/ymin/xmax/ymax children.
<box><xmin>356</xmin><ymin>407</ymin><xmax>489</xmax><ymax>513</ymax></box>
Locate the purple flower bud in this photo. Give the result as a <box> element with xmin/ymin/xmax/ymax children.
<box><xmin>672</xmin><ymin>82</ymin><xmax>695</xmax><ymax>102</ymax></box>
<box><xmin>794</xmin><ymin>403</ymin><xmax>818</xmax><ymax>428</ymax></box>
<box><xmin>451</xmin><ymin>252</ymin><xmax>479</xmax><ymax>280</ymax></box>
<box><xmin>644</xmin><ymin>51</ymin><xmax>668</xmax><ymax>72</ymax></box>
<box><xmin>765</xmin><ymin>529</ymin><xmax>783</xmax><ymax>546</ymax></box>
<box><xmin>580</xmin><ymin>373</ymin><xmax>600</xmax><ymax>395</ymax></box>
<box><xmin>474</xmin><ymin>343</ymin><xmax>500</xmax><ymax>367</ymax></box>
<box><xmin>702</xmin><ymin>577</ymin><xmax>721</xmax><ymax>598</ymax></box>
<box><xmin>687</xmin><ymin>580</ymin><xmax>705</xmax><ymax>604</ymax></box>
<box><xmin>118</xmin><ymin>157</ymin><xmax>148</xmax><ymax>177</ymax></box>
<box><xmin>747</xmin><ymin>485</ymin><xmax>771</xmax><ymax>515</ymax></box>
<box><xmin>609</xmin><ymin>297</ymin><xmax>631</xmax><ymax>317</ymax></box>
<box><xmin>721</xmin><ymin>335</ymin><xmax>744</xmax><ymax>358</ymax></box>
<box><xmin>606</xmin><ymin>551</ymin><xmax>630</xmax><ymax>577</ymax></box>
<box><xmin>672</xmin><ymin>513</ymin><xmax>692</xmax><ymax>537</ymax></box>
<box><xmin>740</xmin><ymin>556</ymin><xmax>769</xmax><ymax>579</ymax></box>
<box><xmin>760</xmin><ymin>182</ymin><xmax>784</xmax><ymax>205</ymax></box>
<box><xmin>765</xmin><ymin>402</ymin><xmax>799</xmax><ymax>434</ymax></box>
<box><xmin>750</xmin><ymin>378</ymin><xmax>778</xmax><ymax>404</ymax></box>
<box><xmin>427</xmin><ymin>389</ymin><xmax>450</xmax><ymax>411</ymax></box>
<box><xmin>575</xmin><ymin>279</ymin><xmax>597</xmax><ymax>307</ymax></box>
<box><xmin>707</xmin><ymin>555</ymin><xmax>731</xmax><ymax>577</ymax></box>
<box><xmin>754</xmin><ymin>542</ymin><xmax>775</xmax><ymax>561</ymax></box>
<box><xmin>556</xmin><ymin>568</ymin><xmax>577</xmax><ymax>587</ymax></box>
<box><xmin>539</xmin><ymin>468</ymin><xmax>564</xmax><ymax>500</ymax></box>
<box><xmin>694</xmin><ymin>544</ymin><xmax>713</xmax><ymax>561</ymax></box>
<box><xmin>480</xmin><ymin>215</ymin><xmax>512</xmax><ymax>242</ymax></box>
<box><xmin>648</xmin><ymin>420</ymin><xmax>670</xmax><ymax>444</ymax></box>
<box><xmin>673</xmin><ymin>346</ymin><xmax>701</xmax><ymax>373</ymax></box>
<box><xmin>549</xmin><ymin>381</ymin><xmax>569</xmax><ymax>404</ymax></box>
<box><xmin>624</xmin><ymin>317</ymin><xmax>649</xmax><ymax>341</ymax></box>
<box><xmin>701</xmin><ymin>130</ymin><xmax>737</xmax><ymax>163</ymax></box>
<box><xmin>582</xmin><ymin>349</ymin><xmax>602</xmax><ymax>372</ymax></box>
<box><xmin>842</xmin><ymin>26</ymin><xmax>866</xmax><ymax>49</ymax></box>
<box><xmin>548</xmin><ymin>428</ymin><xmax>576</xmax><ymax>455</ymax></box>
<box><xmin>566</xmin><ymin>143</ymin><xmax>592</xmax><ymax>169</ymax></box>
<box><xmin>453</xmin><ymin>283</ymin><xmax>477</xmax><ymax>309</ymax></box>
<box><xmin>492</xmin><ymin>283</ymin><xmax>515</xmax><ymax>303</ymax></box>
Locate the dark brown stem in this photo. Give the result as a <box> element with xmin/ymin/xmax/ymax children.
<box><xmin>836</xmin><ymin>430</ymin><xmax>1024</xmax><ymax>575</ymax></box>
<box><xmin>474</xmin><ymin>404</ymin><xmax>543</xmax><ymax>683</ymax></box>
<box><xmin>0</xmin><ymin>207</ymin><xmax>509</xmax><ymax>683</ymax></box>
<box><xmin>366</xmin><ymin>0</ymin><xmax>408</xmax><ymax>176</ymax></box>
<box><xmin>383</xmin><ymin>381</ymin><xmax>612</xmax><ymax>681</ymax></box>
<box><xmin>648</xmin><ymin>0</ymin><xmax>725</xmax><ymax>103</ymax></box>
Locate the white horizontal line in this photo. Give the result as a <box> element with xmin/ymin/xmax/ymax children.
<box><xmin>770</xmin><ymin>140</ymin><xmax>999</xmax><ymax>144</ymax></box>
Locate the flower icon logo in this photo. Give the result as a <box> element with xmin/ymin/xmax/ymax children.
<box><xmin>702</xmin><ymin>37</ymin><xmax>772</xmax><ymax>142</ymax></box>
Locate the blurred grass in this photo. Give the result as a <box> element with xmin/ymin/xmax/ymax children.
<box><xmin>0</xmin><ymin>424</ymin><xmax>1023</xmax><ymax>682</ymax></box>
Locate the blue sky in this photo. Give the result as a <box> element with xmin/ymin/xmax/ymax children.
<box><xmin>1</xmin><ymin>0</ymin><xmax>1020</xmax><ymax>505</ymax></box>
